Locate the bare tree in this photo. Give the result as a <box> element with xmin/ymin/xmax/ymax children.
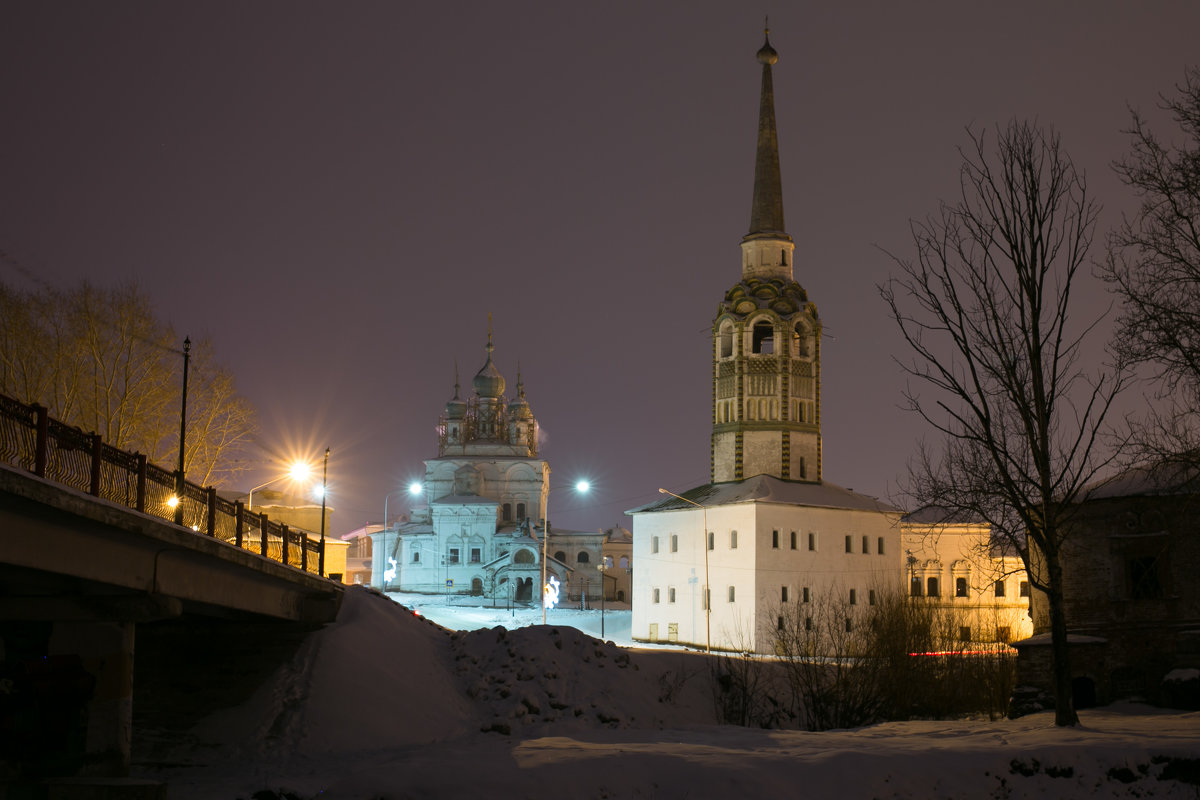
<box><xmin>1104</xmin><ymin>66</ymin><xmax>1200</xmax><ymax>464</ymax></box>
<box><xmin>0</xmin><ymin>279</ymin><xmax>257</xmax><ymax>488</ymax></box>
<box><xmin>880</xmin><ymin>121</ymin><xmax>1129</xmax><ymax>726</ymax></box>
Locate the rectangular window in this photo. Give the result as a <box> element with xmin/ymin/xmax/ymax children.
<box><xmin>449</xmin><ymin>548</ymin><xmax>460</xmax><ymax>564</ymax></box>
<box><xmin>470</xmin><ymin>548</ymin><xmax>481</xmax><ymax>563</ymax></box>
<box><xmin>1019</xmin><ymin>580</ymin><xmax>1030</xmax><ymax>597</ymax></box>
<box><xmin>845</xmin><ymin>618</ymin><xmax>853</xmax><ymax>632</ymax></box>
<box><xmin>781</xmin><ymin>586</ymin><xmax>789</xmax><ymax>602</ymax></box>
<box><xmin>790</xmin><ymin>531</ymin><xmax>797</xmax><ymax>550</ymax></box>
<box><xmin>413</xmin><ymin>551</ymin><xmax>421</xmax><ymax>563</ymax></box>
<box><xmin>862</xmin><ymin>536</ymin><xmax>869</xmax><ymax>554</ymax></box>
<box><xmin>708</xmin><ymin>531</ymin><xmax>714</xmax><ymax>551</ymax></box>
<box><xmin>869</xmin><ymin>589</ymin><xmax>876</xmax><ymax>606</ymax></box>
<box><xmin>955</xmin><ymin>577</ymin><xmax>968</xmax><ymax>597</ymax></box>
<box><xmin>997</xmin><ymin>626</ymin><xmax>1011</xmax><ymax>643</ymax></box>
<box><xmin>1129</xmin><ymin>556</ymin><xmax>1164</xmax><ymax>599</ymax></box>
<box><xmin>671</xmin><ymin>534</ymin><xmax>678</xmax><ymax>553</ymax></box>
<box><xmin>668</xmin><ymin>586</ymin><xmax>676</xmax><ymax>603</ymax></box>
<box><xmin>516</xmin><ymin>502</ymin><xmax>526</xmax><ymax>519</ymax></box>
<box><xmin>911</xmin><ymin>577</ymin><xmax>922</xmax><ymax>597</ymax></box>
<box><xmin>926</xmin><ymin>577</ymin><xmax>940</xmax><ymax>597</ymax></box>
<box><xmin>994</xmin><ymin>579</ymin><xmax>1006</xmax><ymax>598</ymax></box>
<box><xmin>959</xmin><ymin>626</ymin><xmax>972</xmax><ymax>642</ymax></box>
<box><xmin>652</xmin><ymin>536</ymin><xmax>659</xmax><ymax>554</ymax></box>
<box><xmin>877</xmin><ymin>537</ymin><xmax>885</xmax><ymax>555</ymax></box>
<box><xmin>849</xmin><ymin>589</ymin><xmax>857</xmax><ymax>605</ymax></box>
<box><xmin>808</xmin><ymin>532</ymin><xmax>816</xmax><ymax>551</ymax></box>
<box><xmin>704</xmin><ymin>587</ymin><xmax>710</xmax><ymax>610</ymax></box>
<box><xmin>728</xmin><ymin>585</ymin><xmax>736</xmax><ymax>603</ymax></box>
<box><xmin>845</xmin><ymin>535</ymin><xmax>852</xmax><ymax>553</ymax></box>
<box><xmin>653</xmin><ymin>588</ymin><xmax>660</xmax><ymax>604</ymax></box>
<box><xmin>772</xmin><ymin>530</ymin><xmax>779</xmax><ymax>549</ymax></box>
<box><xmin>777</xmin><ymin>616</ymin><xmax>785</xmax><ymax>631</ymax></box>
<box><xmin>803</xmin><ymin>586</ymin><xmax>810</xmax><ymax>603</ymax></box>
<box><xmin>730</xmin><ymin>530</ymin><xmax>738</xmax><ymax>549</ymax></box>
<box><xmin>805</xmin><ymin>616</ymin><xmax>813</xmax><ymax>631</ymax></box>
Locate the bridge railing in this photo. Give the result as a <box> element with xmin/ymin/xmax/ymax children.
<box><xmin>0</xmin><ymin>394</ymin><xmax>325</xmax><ymax>575</ymax></box>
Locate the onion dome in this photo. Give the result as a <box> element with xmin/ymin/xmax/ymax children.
<box><xmin>507</xmin><ymin>366</ymin><xmax>532</xmax><ymax>418</ymax></box>
<box><xmin>472</xmin><ymin>336</ymin><xmax>506</xmax><ymax>399</ymax></box>
<box><xmin>445</xmin><ymin>369</ymin><xmax>466</xmax><ymax>419</ymax></box>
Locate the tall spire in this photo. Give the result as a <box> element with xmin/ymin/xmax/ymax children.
<box><xmin>745</xmin><ymin>24</ymin><xmax>790</xmax><ymax>243</ymax></box>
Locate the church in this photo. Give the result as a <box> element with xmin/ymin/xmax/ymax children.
<box><xmin>371</xmin><ymin>328</ymin><xmax>605</xmax><ymax>605</ymax></box>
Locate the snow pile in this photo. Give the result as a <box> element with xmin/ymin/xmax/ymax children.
<box><xmin>146</xmin><ymin>587</ymin><xmax>1200</xmax><ymax>800</ymax></box>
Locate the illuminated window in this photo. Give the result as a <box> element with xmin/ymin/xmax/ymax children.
<box><xmin>955</xmin><ymin>577</ymin><xmax>968</xmax><ymax>598</ymax></box>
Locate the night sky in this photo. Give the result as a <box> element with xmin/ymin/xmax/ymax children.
<box><xmin>2</xmin><ymin>3</ymin><xmax>1197</xmax><ymax>536</ymax></box>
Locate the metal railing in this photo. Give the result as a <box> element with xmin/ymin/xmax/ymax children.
<box><xmin>0</xmin><ymin>394</ymin><xmax>324</xmax><ymax>574</ymax></box>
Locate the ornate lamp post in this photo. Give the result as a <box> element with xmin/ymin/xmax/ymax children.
<box><xmin>658</xmin><ymin>488</ymin><xmax>710</xmax><ymax>654</ymax></box>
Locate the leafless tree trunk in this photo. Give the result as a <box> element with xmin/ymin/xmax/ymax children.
<box><xmin>1104</xmin><ymin>66</ymin><xmax>1200</xmax><ymax>466</ymax></box>
<box><xmin>880</xmin><ymin>121</ymin><xmax>1129</xmax><ymax>726</ymax></box>
<box><xmin>0</xmin><ymin>279</ymin><xmax>257</xmax><ymax>488</ymax></box>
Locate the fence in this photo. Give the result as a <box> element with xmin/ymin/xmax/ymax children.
<box><xmin>0</xmin><ymin>394</ymin><xmax>324</xmax><ymax>574</ymax></box>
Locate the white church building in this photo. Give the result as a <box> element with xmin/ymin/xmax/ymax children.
<box><xmin>371</xmin><ymin>330</ymin><xmax>606</xmax><ymax>605</ymax></box>
<box><xmin>628</xmin><ymin>30</ymin><xmax>1030</xmax><ymax>654</ymax></box>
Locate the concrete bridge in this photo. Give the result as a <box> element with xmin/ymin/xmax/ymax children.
<box><xmin>0</xmin><ymin>460</ymin><xmax>344</xmax><ymax>787</ymax></box>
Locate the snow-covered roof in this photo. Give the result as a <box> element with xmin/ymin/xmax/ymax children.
<box><xmin>901</xmin><ymin>505</ymin><xmax>988</xmax><ymax>525</ymax></box>
<box><xmin>627</xmin><ymin>474</ymin><xmax>900</xmax><ymax>515</ymax></box>
<box><xmin>1083</xmin><ymin>460</ymin><xmax>1200</xmax><ymax>501</ymax></box>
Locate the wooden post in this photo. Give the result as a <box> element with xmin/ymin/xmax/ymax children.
<box><xmin>136</xmin><ymin>454</ymin><xmax>147</xmax><ymax>513</ymax></box>
<box><xmin>89</xmin><ymin>434</ymin><xmax>102</xmax><ymax>497</ymax></box>
<box><xmin>33</xmin><ymin>404</ymin><xmax>48</xmax><ymax>477</ymax></box>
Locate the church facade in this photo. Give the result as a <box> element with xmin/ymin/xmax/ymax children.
<box><xmin>628</xmin><ymin>31</ymin><xmax>1029</xmax><ymax>655</ymax></box>
<box><xmin>371</xmin><ymin>331</ymin><xmax>605</xmax><ymax>604</ymax></box>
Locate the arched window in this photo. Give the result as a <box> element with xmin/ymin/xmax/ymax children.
<box><xmin>516</xmin><ymin>502</ymin><xmax>526</xmax><ymax>519</ymax></box>
<box><xmin>576</xmin><ymin>551</ymin><xmax>590</xmax><ymax>564</ymax></box>
<box><xmin>513</xmin><ymin>549</ymin><xmax>534</xmax><ymax>564</ymax></box>
<box><xmin>554</xmin><ymin>550</ymin><xmax>566</xmax><ymax>561</ymax></box>
<box><xmin>412</xmin><ymin>550</ymin><xmax>420</xmax><ymax>563</ymax></box>
<box><xmin>619</xmin><ymin>555</ymin><xmax>629</xmax><ymax>568</ymax></box>
<box><xmin>502</xmin><ymin>503</ymin><xmax>512</xmax><ymax>521</ymax></box>
<box><xmin>752</xmin><ymin>320</ymin><xmax>775</xmax><ymax>354</ymax></box>
<box><xmin>955</xmin><ymin>577</ymin><xmax>968</xmax><ymax>598</ymax></box>
<box><xmin>718</xmin><ymin>323</ymin><xmax>734</xmax><ymax>358</ymax></box>
<box><xmin>927</xmin><ymin>577</ymin><xmax>940</xmax><ymax>597</ymax></box>
<box><xmin>792</xmin><ymin>322</ymin><xmax>809</xmax><ymax>358</ymax></box>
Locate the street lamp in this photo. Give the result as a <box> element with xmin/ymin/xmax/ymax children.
<box><xmin>597</xmin><ymin>558</ymin><xmax>608</xmax><ymax>639</ymax></box>
<box><xmin>658</xmin><ymin>487</ymin><xmax>711</xmax><ymax>654</ymax></box>
<box><xmin>319</xmin><ymin>447</ymin><xmax>329</xmax><ymax>576</ymax></box>
<box><xmin>542</xmin><ymin>479</ymin><xmax>590</xmax><ymax>624</ymax></box>
<box><xmin>248</xmin><ymin>461</ymin><xmax>312</xmax><ymax>510</ymax></box>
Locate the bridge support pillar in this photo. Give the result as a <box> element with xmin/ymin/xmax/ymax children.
<box><xmin>49</xmin><ymin>620</ymin><xmax>134</xmax><ymax>777</ymax></box>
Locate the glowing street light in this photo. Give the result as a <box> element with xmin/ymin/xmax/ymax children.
<box><xmin>248</xmin><ymin>461</ymin><xmax>313</xmax><ymax>510</ymax></box>
<box><xmin>658</xmin><ymin>487</ymin><xmax>710</xmax><ymax>654</ymax></box>
<box><xmin>319</xmin><ymin>447</ymin><xmax>329</xmax><ymax>576</ymax></box>
<box><xmin>542</xmin><ymin>479</ymin><xmax>590</xmax><ymax>624</ymax></box>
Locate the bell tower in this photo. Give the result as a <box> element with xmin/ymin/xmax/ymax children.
<box><xmin>711</xmin><ymin>28</ymin><xmax>822</xmax><ymax>484</ymax></box>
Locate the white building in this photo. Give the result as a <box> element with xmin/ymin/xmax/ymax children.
<box><xmin>372</xmin><ymin>330</ymin><xmax>604</xmax><ymax>604</ymax></box>
<box><xmin>629</xmin><ymin>30</ymin><xmax>1029</xmax><ymax>655</ymax></box>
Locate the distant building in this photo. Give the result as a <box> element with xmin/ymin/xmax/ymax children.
<box><xmin>1015</xmin><ymin>462</ymin><xmax>1200</xmax><ymax>710</ymax></box>
<box><xmin>372</xmin><ymin>331</ymin><xmax>604</xmax><ymax>604</ymax></box>
<box><xmin>901</xmin><ymin>506</ymin><xmax>1033</xmax><ymax>645</ymax></box>
<box><xmin>229</xmin><ymin>487</ymin><xmax>348</xmax><ymax>581</ymax></box>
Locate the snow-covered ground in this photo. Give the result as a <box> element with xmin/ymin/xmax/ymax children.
<box><xmin>140</xmin><ymin>587</ymin><xmax>1200</xmax><ymax>799</ymax></box>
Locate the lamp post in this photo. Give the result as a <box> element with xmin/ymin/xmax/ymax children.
<box><xmin>597</xmin><ymin>559</ymin><xmax>608</xmax><ymax>639</ymax></box>
<box><xmin>173</xmin><ymin>337</ymin><xmax>190</xmax><ymax>526</ymax></box>
<box><xmin>658</xmin><ymin>488</ymin><xmax>710</xmax><ymax>654</ymax></box>
<box><xmin>318</xmin><ymin>447</ymin><xmax>329</xmax><ymax>576</ymax></box>
<box><xmin>248</xmin><ymin>461</ymin><xmax>312</xmax><ymax>510</ymax></box>
<box><xmin>542</xmin><ymin>479</ymin><xmax>590</xmax><ymax>624</ymax></box>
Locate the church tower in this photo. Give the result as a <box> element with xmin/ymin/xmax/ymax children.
<box><xmin>711</xmin><ymin>29</ymin><xmax>821</xmax><ymax>484</ymax></box>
